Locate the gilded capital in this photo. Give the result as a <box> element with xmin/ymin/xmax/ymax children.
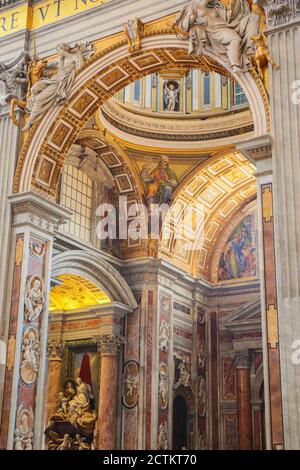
<box><xmin>94</xmin><ymin>334</ymin><xmax>125</xmax><ymax>356</ymax></box>
<box><xmin>47</xmin><ymin>339</ymin><xmax>64</xmax><ymax>361</ymax></box>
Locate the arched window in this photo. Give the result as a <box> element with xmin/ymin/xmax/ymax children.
<box><xmin>60</xmin><ymin>165</ymin><xmax>93</xmax><ymax>242</ymax></box>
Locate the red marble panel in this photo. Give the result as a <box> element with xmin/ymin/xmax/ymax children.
<box><xmin>145</xmin><ymin>290</ymin><xmax>153</xmax><ymax>449</ymax></box>
<box><xmin>222</xmin><ymin>358</ymin><xmax>236</xmax><ymax>401</ymax></box>
<box><xmin>223</xmin><ymin>414</ymin><xmax>237</xmax><ymax>450</ymax></box>
<box><xmin>210</xmin><ymin>312</ymin><xmax>219</xmax><ymax>450</ymax></box>
<box><xmin>253</xmin><ymin>410</ymin><xmax>262</xmax><ymax>450</ymax></box>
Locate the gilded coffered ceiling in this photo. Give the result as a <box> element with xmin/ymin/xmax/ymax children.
<box><xmin>49</xmin><ymin>274</ymin><xmax>111</xmax><ymax>312</ymax></box>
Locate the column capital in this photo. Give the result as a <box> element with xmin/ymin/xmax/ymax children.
<box><xmin>237</xmin><ymin>135</ymin><xmax>273</xmax><ymax>178</ymax></box>
<box><xmin>235</xmin><ymin>350</ymin><xmax>251</xmax><ymax>369</ymax></box>
<box><xmin>94</xmin><ymin>334</ymin><xmax>125</xmax><ymax>356</ymax></box>
<box><xmin>8</xmin><ymin>191</ymin><xmax>72</xmax><ymax>235</ymax></box>
<box><xmin>46</xmin><ymin>340</ymin><xmax>64</xmax><ymax>361</ymax></box>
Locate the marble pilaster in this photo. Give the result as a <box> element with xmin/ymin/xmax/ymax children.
<box><xmin>265</xmin><ymin>12</ymin><xmax>300</xmax><ymax>449</ymax></box>
<box><xmin>238</xmin><ymin>135</ymin><xmax>284</xmax><ymax>449</ymax></box>
<box><xmin>0</xmin><ymin>192</ymin><xmax>70</xmax><ymax>450</ymax></box>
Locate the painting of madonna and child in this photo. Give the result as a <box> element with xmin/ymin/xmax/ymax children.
<box><xmin>218</xmin><ymin>214</ymin><xmax>257</xmax><ymax>282</ymax></box>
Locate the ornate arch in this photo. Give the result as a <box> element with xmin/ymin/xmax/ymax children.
<box><xmin>51</xmin><ymin>250</ymin><xmax>137</xmax><ymax>310</ymax></box>
<box><xmin>158</xmin><ymin>150</ymin><xmax>257</xmax><ymax>279</ymax></box>
<box><xmin>13</xmin><ymin>27</ymin><xmax>269</xmax><ymax>199</ymax></box>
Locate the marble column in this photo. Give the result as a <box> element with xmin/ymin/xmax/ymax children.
<box><xmin>235</xmin><ymin>350</ymin><xmax>252</xmax><ymax>450</ymax></box>
<box><xmin>264</xmin><ymin>6</ymin><xmax>300</xmax><ymax>449</ymax></box>
<box><xmin>238</xmin><ymin>135</ymin><xmax>284</xmax><ymax>450</ymax></box>
<box><xmin>95</xmin><ymin>334</ymin><xmax>124</xmax><ymax>450</ymax></box>
<box><xmin>45</xmin><ymin>340</ymin><xmax>64</xmax><ymax>423</ymax></box>
<box><xmin>0</xmin><ymin>192</ymin><xmax>70</xmax><ymax>450</ymax></box>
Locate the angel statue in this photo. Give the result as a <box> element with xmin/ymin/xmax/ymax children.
<box><xmin>21</xmin><ymin>42</ymin><xmax>94</xmax><ymax>131</ymax></box>
<box><xmin>174</xmin><ymin>0</ymin><xmax>260</xmax><ymax>72</ymax></box>
<box><xmin>163</xmin><ymin>81</ymin><xmax>180</xmax><ymax>111</ymax></box>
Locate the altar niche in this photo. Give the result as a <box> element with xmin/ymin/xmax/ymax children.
<box><xmin>45</xmin><ymin>340</ymin><xmax>99</xmax><ymax>450</ymax></box>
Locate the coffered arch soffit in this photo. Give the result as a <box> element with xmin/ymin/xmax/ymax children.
<box><xmin>158</xmin><ymin>151</ymin><xmax>257</xmax><ymax>282</ymax></box>
<box><xmin>14</xmin><ymin>26</ymin><xmax>269</xmax><ymax>199</ymax></box>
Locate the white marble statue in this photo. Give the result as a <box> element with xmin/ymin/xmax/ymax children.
<box><xmin>175</xmin><ymin>0</ymin><xmax>260</xmax><ymax>72</ymax></box>
<box><xmin>22</xmin><ymin>42</ymin><xmax>94</xmax><ymax>131</ymax></box>
<box><xmin>164</xmin><ymin>82</ymin><xmax>179</xmax><ymax>111</ymax></box>
<box><xmin>68</xmin><ymin>377</ymin><xmax>93</xmax><ymax>416</ymax></box>
<box><xmin>123</xmin><ymin>18</ymin><xmax>144</xmax><ymax>51</ymax></box>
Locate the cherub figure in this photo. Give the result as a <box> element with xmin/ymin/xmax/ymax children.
<box><xmin>58</xmin><ymin>392</ymin><xmax>69</xmax><ymax>415</ymax></box>
<box><xmin>57</xmin><ymin>433</ymin><xmax>72</xmax><ymax>450</ymax></box>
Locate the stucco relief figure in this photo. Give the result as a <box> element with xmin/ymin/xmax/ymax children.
<box><xmin>22</xmin><ymin>42</ymin><xmax>94</xmax><ymax>131</ymax></box>
<box><xmin>176</xmin><ymin>358</ymin><xmax>191</xmax><ymax>388</ymax></box>
<box><xmin>14</xmin><ymin>405</ymin><xmax>34</xmax><ymax>450</ymax></box>
<box><xmin>198</xmin><ymin>375</ymin><xmax>207</xmax><ymax>417</ymax></box>
<box><xmin>24</xmin><ymin>275</ymin><xmax>45</xmax><ymax>323</ymax></box>
<box><xmin>45</xmin><ymin>378</ymin><xmax>96</xmax><ymax>450</ymax></box>
<box><xmin>124</xmin><ymin>18</ymin><xmax>144</xmax><ymax>52</ymax></box>
<box><xmin>159</xmin><ymin>363</ymin><xmax>169</xmax><ymax>410</ymax></box>
<box><xmin>174</xmin><ymin>0</ymin><xmax>260</xmax><ymax>72</ymax></box>
<box><xmin>122</xmin><ymin>361</ymin><xmax>139</xmax><ymax>408</ymax></box>
<box><xmin>198</xmin><ymin>339</ymin><xmax>206</xmax><ymax>369</ymax></box>
<box><xmin>20</xmin><ymin>327</ymin><xmax>41</xmax><ymax>385</ymax></box>
<box><xmin>159</xmin><ymin>319</ymin><xmax>170</xmax><ymax>352</ymax></box>
<box><xmin>158</xmin><ymin>421</ymin><xmax>168</xmax><ymax>450</ymax></box>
